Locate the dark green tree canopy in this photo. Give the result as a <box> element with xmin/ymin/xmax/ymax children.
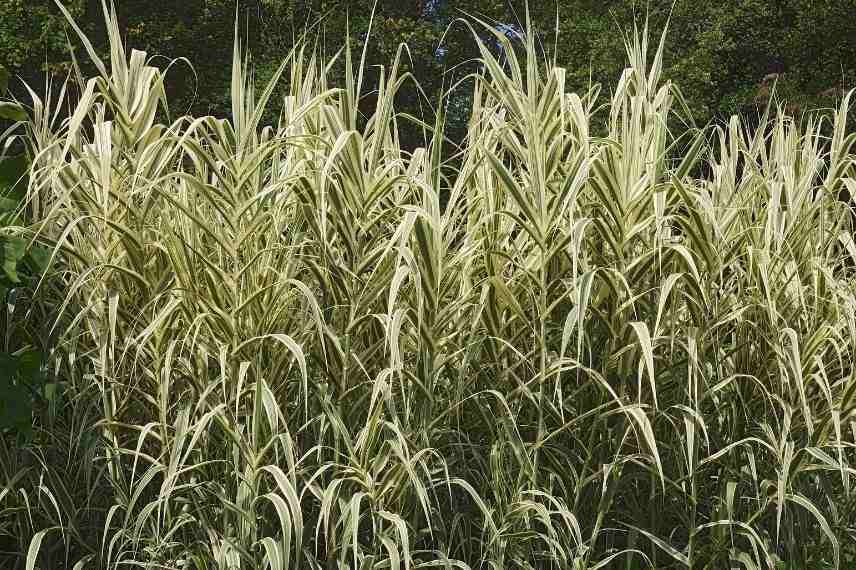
<box><xmin>3</xmin><ymin>1</ymin><xmax>855</xmax><ymax>139</ymax></box>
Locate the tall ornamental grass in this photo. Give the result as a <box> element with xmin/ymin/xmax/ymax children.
<box><xmin>3</xmin><ymin>2</ymin><xmax>856</xmax><ymax>568</ymax></box>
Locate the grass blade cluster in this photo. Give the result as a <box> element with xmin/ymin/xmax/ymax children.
<box><xmin>3</xmin><ymin>4</ymin><xmax>856</xmax><ymax>569</ymax></box>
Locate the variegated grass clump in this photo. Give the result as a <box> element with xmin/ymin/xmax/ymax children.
<box><xmin>3</xmin><ymin>2</ymin><xmax>856</xmax><ymax>568</ymax></box>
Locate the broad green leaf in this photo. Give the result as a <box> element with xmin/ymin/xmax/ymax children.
<box><xmin>25</xmin><ymin>245</ymin><xmax>51</xmax><ymax>275</ymax></box>
<box><xmin>0</xmin><ymin>102</ymin><xmax>26</xmax><ymax>121</ymax></box>
<box><xmin>2</xmin><ymin>237</ymin><xmax>26</xmax><ymax>283</ymax></box>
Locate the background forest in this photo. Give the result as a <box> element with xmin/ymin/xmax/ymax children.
<box><xmin>4</xmin><ymin>0</ymin><xmax>856</xmax><ymax>143</ymax></box>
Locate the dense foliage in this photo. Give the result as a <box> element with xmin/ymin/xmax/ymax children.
<box><xmin>0</xmin><ymin>67</ymin><xmax>54</xmax><ymax>441</ymax></box>
<box><xmin>3</xmin><ymin>2</ymin><xmax>856</xmax><ymax>569</ymax></box>
<box><xmin>3</xmin><ymin>0</ymin><xmax>856</xmax><ymax>143</ymax></box>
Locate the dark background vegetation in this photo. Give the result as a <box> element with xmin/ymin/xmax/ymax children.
<box><xmin>3</xmin><ymin>0</ymin><xmax>856</xmax><ymax>148</ymax></box>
